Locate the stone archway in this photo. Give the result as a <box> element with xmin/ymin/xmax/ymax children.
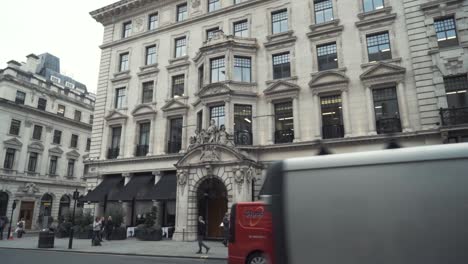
<box><xmin>196</xmin><ymin>177</ymin><xmax>228</xmax><ymax>239</ymax></box>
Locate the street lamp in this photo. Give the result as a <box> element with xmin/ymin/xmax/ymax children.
<box><xmin>68</xmin><ymin>189</ymin><xmax>80</xmax><ymax>249</ymax></box>
<box><xmin>7</xmin><ymin>200</ymin><xmax>18</xmax><ymax>240</ymax></box>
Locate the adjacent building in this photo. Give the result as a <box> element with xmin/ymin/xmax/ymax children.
<box><xmin>0</xmin><ymin>53</ymin><xmax>95</xmax><ymax>230</ymax></box>
<box><xmin>86</xmin><ymin>0</ymin><xmax>467</xmax><ymax>241</ymax></box>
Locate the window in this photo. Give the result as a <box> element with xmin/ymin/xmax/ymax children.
<box><xmin>444</xmin><ymin>75</ymin><xmax>468</xmax><ymax>108</ymax></box>
<box><xmin>148</xmin><ymin>13</ymin><xmax>159</xmax><ymax>30</ymax></box>
<box><xmin>233</xmin><ymin>20</ymin><xmax>249</xmax><ymax>37</ymax></box>
<box><xmin>210</xmin><ymin>105</ymin><xmax>225</xmax><ymax>128</ymax></box>
<box><xmin>119</xmin><ymin>53</ymin><xmax>129</xmax><ymax>72</ymax></box>
<box><xmin>363</xmin><ymin>0</ymin><xmax>384</xmax><ymax>12</ymax></box>
<box><xmin>314</xmin><ymin>0</ymin><xmax>333</xmax><ymax>24</ymax></box>
<box><xmin>197</xmin><ymin>110</ymin><xmax>203</xmax><ymax>132</ymax></box>
<box><xmin>208</xmin><ymin>0</ymin><xmax>220</xmax><ymax>12</ymax></box>
<box><xmin>89</xmin><ymin>114</ymin><xmax>94</xmax><ymax>125</ymax></box>
<box><xmin>317</xmin><ymin>42</ymin><xmax>338</xmax><ymax>71</ymax></box>
<box><xmin>108</xmin><ymin>126</ymin><xmax>122</xmax><ymax>159</ymax></box>
<box><xmin>123</xmin><ymin>21</ymin><xmax>132</xmax><ymax>38</ymax></box>
<box><xmin>38</xmin><ymin>98</ymin><xmax>47</xmax><ymax>110</ymax></box>
<box><xmin>168</xmin><ymin>118</ymin><xmax>183</xmax><ymax>153</ymax></box>
<box><xmin>49</xmin><ymin>156</ymin><xmax>58</xmax><ymax>175</ymax></box>
<box><xmin>146</xmin><ymin>45</ymin><xmax>157</xmax><ymax>65</ymax></box>
<box><xmin>373</xmin><ymin>87</ymin><xmax>401</xmax><ymax>134</ymax></box>
<box><xmin>9</xmin><ymin>119</ymin><xmax>21</xmax><ymax>136</ymax></box>
<box><xmin>367</xmin><ymin>32</ymin><xmax>391</xmax><ymax>62</ymax></box>
<box><xmin>32</xmin><ymin>125</ymin><xmax>43</xmax><ymax>140</ymax></box>
<box><xmin>234</xmin><ymin>0</ymin><xmax>247</xmax><ymax>3</ymax></box>
<box><xmin>234</xmin><ymin>56</ymin><xmax>251</xmax><ymax>82</ymax></box>
<box><xmin>435</xmin><ymin>17</ymin><xmax>458</xmax><ymax>48</ymax></box>
<box><xmin>65</xmin><ymin>81</ymin><xmax>75</xmax><ymax>89</ymax></box>
<box><xmin>27</xmin><ymin>152</ymin><xmax>38</xmax><ymax>172</ymax></box>
<box><xmin>57</xmin><ymin>104</ymin><xmax>66</xmax><ymax>116</ymax></box>
<box><xmin>70</xmin><ymin>134</ymin><xmax>79</xmax><ymax>148</ymax></box>
<box><xmin>198</xmin><ymin>65</ymin><xmax>204</xmax><ymax>89</ymax></box>
<box><xmin>272</xmin><ymin>9</ymin><xmax>288</xmax><ymax>34</ymax></box>
<box><xmin>320</xmin><ymin>95</ymin><xmax>344</xmax><ymax>139</ymax></box>
<box><xmin>177</xmin><ymin>3</ymin><xmax>188</xmax><ymax>22</ymax></box>
<box><xmin>206</xmin><ymin>27</ymin><xmax>219</xmax><ymax>40</ymax></box>
<box><xmin>172</xmin><ymin>75</ymin><xmax>185</xmax><ymax>97</ymax></box>
<box><xmin>175</xmin><ymin>37</ymin><xmax>187</xmax><ymax>58</ymax></box>
<box><xmin>273</xmin><ymin>52</ymin><xmax>291</xmax><ymax>79</ymax></box>
<box><xmin>142</xmin><ymin>81</ymin><xmax>154</xmax><ymax>103</ymax></box>
<box><xmin>50</xmin><ymin>76</ymin><xmax>61</xmax><ymax>83</ymax></box>
<box><xmin>274</xmin><ymin>102</ymin><xmax>294</xmax><ymax>143</ymax></box>
<box><xmin>74</xmin><ymin>110</ymin><xmax>82</xmax><ymax>122</ymax></box>
<box><xmin>210</xmin><ymin>57</ymin><xmax>226</xmax><ymax>83</ymax></box>
<box><xmin>67</xmin><ymin>159</ymin><xmax>75</xmax><ymax>178</ymax></box>
<box><xmin>115</xmin><ymin>88</ymin><xmax>126</xmax><ymax>108</ymax></box>
<box><xmin>234</xmin><ymin>104</ymin><xmax>252</xmax><ymax>145</ymax></box>
<box><xmin>53</xmin><ymin>130</ymin><xmax>62</xmax><ymax>144</ymax></box>
<box><xmin>15</xmin><ymin>91</ymin><xmax>26</xmax><ymax>104</ymax></box>
<box><xmin>3</xmin><ymin>148</ymin><xmax>16</xmax><ymax>169</ymax></box>
<box><xmin>86</xmin><ymin>138</ymin><xmax>91</xmax><ymax>151</ymax></box>
<box><xmin>137</xmin><ymin>122</ymin><xmax>151</xmax><ymax>156</ymax></box>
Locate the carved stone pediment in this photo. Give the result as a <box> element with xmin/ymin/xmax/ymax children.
<box><xmin>49</xmin><ymin>146</ymin><xmax>64</xmax><ymax>155</ymax></box>
<box><xmin>360</xmin><ymin>62</ymin><xmax>406</xmax><ymax>81</ymax></box>
<box><xmin>3</xmin><ymin>137</ymin><xmax>23</xmax><ymax>149</ymax></box>
<box><xmin>105</xmin><ymin>110</ymin><xmax>128</xmax><ymax>122</ymax></box>
<box><xmin>309</xmin><ymin>71</ymin><xmax>349</xmax><ymax>95</ymax></box>
<box><xmin>66</xmin><ymin>150</ymin><xmax>80</xmax><ymax>159</ymax></box>
<box><xmin>197</xmin><ymin>83</ymin><xmax>232</xmax><ymax>98</ymax></box>
<box><xmin>264</xmin><ymin>80</ymin><xmax>300</xmax><ymax>100</ymax></box>
<box><xmin>131</xmin><ymin>104</ymin><xmax>157</xmax><ymax>118</ymax></box>
<box><xmin>28</xmin><ymin>142</ymin><xmax>45</xmax><ymax>152</ymax></box>
<box><xmin>17</xmin><ymin>182</ymin><xmax>40</xmax><ymax>195</ymax></box>
<box><xmin>161</xmin><ymin>99</ymin><xmax>189</xmax><ymax>117</ymax></box>
<box><xmin>176</xmin><ymin>144</ymin><xmax>247</xmax><ymax>168</ymax></box>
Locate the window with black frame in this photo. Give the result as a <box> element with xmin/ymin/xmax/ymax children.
<box><xmin>274</xmin><ymin>102</ymin><xmax>294</xmax><ymax>143</ymax></box>
<box><xmin>206</xmin><ymin>27</ymin><xmax>219</xmax><ymax>40</ymax></box>
<box><xmin>122</xmin><ymin>21</ymin><xmax>132</xmax><ymax>38</ymax></box>
<box><xmin>233</xmin><ymin>20</ymin><xmax>248</xmax><ymax>37</ymax></box>
<box><xmin>363</xmin><ymin>0</ymin><xmax>384</xmax><ymax>12</ymax></box>
<box><xmin>32</xmin><ymin>125</ymin><xmax>43</xmax><ymax>140</ymax></box>
<box><xmin>146</xmin><ymin>45</ymin><xmax>157</xmax><ymax>65</ymax></box>
<box><xmin>49</xmin><ymin>156</ymin><xmax>58</xmax><ymax>175</ymax></box>
<box><xmin>70</xmin><ymin>134</ymin><xmax>79</xmax><ymax>148</ymax></box>
<box><xmin>148</xmin><ymin>13</ymin><xmax>158</xmax><ymax>30</ymax></box>
<box><xmin>9</xmin><ymin>119</ymin><xmax>21</xmax><ymax>136</ymax></box>
<box><xmin>172</xmin><ymin>75</ymin><xmax>185</xmax><ymax>97</ymax></box>
<box><xmin>197</xmin><ymin>110</ymin><xmax>203</xmax><ymax>132</ymax></box>
<box><xmin>314</xmin><ymin>0</ymin><xmax>333</xmax><ymax>24</ymax></box>
<box><xmin>137</xmin><ymin>122</ymin><xmax>151</xmax><ymax>156</ymax></box>
<box><xmin>175</xmin><ymin>37</ymin><xmax>187</xmax><ymax>57</ymax></box>
<box><xmin>321</xmin><ymin>95</ymin><xmax>344</xmax><ymax>139</ymax></box>
<box><xmin>108</xmin><ymin>126</ymin><xmax>121</xmax><ymax>159</ymax></box>
<box><xmin>198</xmin><ymin>65</ymin><xmax>204</xmax><ymax>89</ymax></box>
<box><xmin>67</xmin><ymin>159</ymin><xmax>75</xmax><ymax>178</ymax></box>
<box><xmin>444</xmin><ymin>75</ymin><xmax>468</xmax><ymax>108</ymax></box>
<box><xmin>142</xmin><ymin>81</ymin><xmax>154</xmax><ymax>103</ymax></box>
<box><xmin>15</xmin><ymin>91</ymin><xmax>26</xmax><ymax>104</ymax></box>
<box><xmin>177</xmin><ymin>3</ymin><xmax>188</xmax><ymax>21</ymax></box>
<box><xmin>272</xmin><ymin>9</ymin><xmax>288</xmax><ymax>34</ymax></box>
<box><xmin>86</xmin><ymin>138</ymin><xmax>91</xmax><ymax>152</ymax></box>
<box><xmin>0</xmin><ymin>192</ymin><xmax>9</xmax><ymax>217</ymax></box>
<box><xmin>53</xmin><ymin>130</ymin><xmax>62</xmax><ymax>144</ymax></box>
<box><xmin>210</xmin><ymin>57</ymin><xmax>226</xmax><ymax>83</ymax></box>
<box><xmin>119</xmin><ymin>53</ymin><xmax>129</xmax><ymax>71</ymax></box>
<box><xmin>435</xmin><ymin>17</ymin><xmax>458</xmax><ymax>48</ymax></box>
<box><xmin>27</xmin><ymin>152</ymin><xmax>38</xmax><ymax>172</ymax></box>
<box><xmin>208</xmin><ymin>0</ymin><xmax>220</xmax><ymax>12</ymax></box>
<box><xmin>366</xmin><ymin>32</ymin><xmax>391</xmax><ymax>62</ymax></box>
<box><xmin>115</xmin><ymin>87</ymin><xmax>126</xmax><ymax>108</ymax></box>
<box><xmin>3</xmin><ymin>148</ymin><xmax>15</xmax><ymax>169</ymax></box>
<box><xmin>272</xmin><ymin>52</ymin><xmax>291</xmax><ymax>79</ymax></box>
<box><xmin>234</xmin><ymin>56</ymin><xmax>251</xmax><ymax>82</ymax></box>
<box><xmin>168</xmin><ymin>118</ymin><xmax>183</xmax><ymax>153</ymax></box>
<box><xmin>372</xmin><ymin>87</ymin><xmax>401</xmax><ymax>134</ymax></box>
<box><xmin>57</xmin><ymin>104</ymin><xmax>66</xmax><ymax>116</ymax></box>
<box><xmin>317</xmin><ymin>42</ymin><xmax>338</xmax><ymax>71</ymax></box>
<box><xmin>210</xmin><ymin>105</ymin><xmax>225</xmax><ymax>128</ymax></box>
<box><xmin>234</xmin><ymin>104</ymin><xmax>252</xmax><ymax>145</ymax></box>
<box><xmin>38</xmin><ymin>98</ymin><xmax>47</xmax><ymax>110</ymax></box>
<box><xmin>74</xmin><ymin>110</ymin><xmax>82</xmax><ymax>122</ymax></box>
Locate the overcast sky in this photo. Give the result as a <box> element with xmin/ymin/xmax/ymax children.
<box><xmin>0</xmin><ymin>0</ymin><xmax>118</xmax><ymax>93</ymax></box>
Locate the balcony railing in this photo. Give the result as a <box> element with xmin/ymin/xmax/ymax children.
<box><xmin>235</xmin><ymin>130</ymin><xmax>253</xmax><ymax>145</ymax></box>
<box><xmin>135</xmin><ymin>145</ymin><xmax>149</xmax><ymax>157</ymax></box>
<box><xmin>322</xmin><ymin>124</ymin><xmax>344</xmax><ymax>139</ymax></box>
<box><xmin>376</xmin><ymin>117</ymin><xmax>402</xmax><ymax>134</ymax></box>
<box><xmin>107</xmin><ymin>147</ymin><xmax>120</xmax><ymax>159</ymax></box>
<box><xmin>167</xmin><ymin>141</ymin><xmax>182</xmax><ymax>154</ymax></box>
<box><xmin>440</xmin><ymin>107</ymin><xmax>468</xmax><ymax>126</ymax></box>
<box><xmin>275</xmin><ymin>129</ymin><xmax>294</xmax><ymax>144</ymax></box>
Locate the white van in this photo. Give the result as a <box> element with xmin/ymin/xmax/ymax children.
<box><xmin>263</xmin><ymin>143</ymin><xmax>468</xmax><ymax>264</ymax></box>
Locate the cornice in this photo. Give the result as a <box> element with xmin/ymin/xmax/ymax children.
<box><xmin>84</xmin><ymin>152</ymin><xmax>183</xmax><ymax>165</ymax></box>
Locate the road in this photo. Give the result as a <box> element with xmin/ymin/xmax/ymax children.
<box><xmin>0</xmin><ymin>248</ymin><xmax>227</xmax><ymax>264</ymax></box>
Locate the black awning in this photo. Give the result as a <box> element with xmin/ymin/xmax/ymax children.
<box><xmin>82</xmin><ymin>176</ymin><xmax>123</xmax><ymax>203</ymax></box>
<box><xmin>110</xmin><ymin>174</ymin><xmax>154</xmax><ymax>202</ymax></box>
<box><xmin>139</xmin><ymin>174</ymin><xmax>177</xmax><ymax>201</ymax></box>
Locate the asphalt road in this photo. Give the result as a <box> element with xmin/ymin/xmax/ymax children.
<box><xmin>0</xmin><ymin>249</ymin><xmax>227</xmax><ymax>264</ymax></box>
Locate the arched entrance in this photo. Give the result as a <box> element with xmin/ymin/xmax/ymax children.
<box><xmin>197</xmin><ymin>178</ymin><xmax>228</xmax><ymax>239</ymax></box>
<box><xmin>58</xmin><ymin>195</ymin><xmax>70</xmax><ymax>221</ymax></box>
<box><xmin>0</xmin><ymin>192</ymin><xmax>8</xmax><ymax>216</ymax></box>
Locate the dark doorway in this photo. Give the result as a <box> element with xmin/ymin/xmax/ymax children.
<box><xmin>197</xmin><ymin>178</ymin><xmax>228</xmax><ymax>239</ymax></box>
<box><xmin>19</xmin><ymin>201</ymin><xmax>35</xmax><ymax>229</ymax></box>
<box><xmin>58</xmin><ymin>195</ymin><xmax>70</xmax><ymax>221</ymax></box>
<box><xmin>0</xmin><ymin>192</ymin><xmax>8</xmax><ymax>217</ymax></box>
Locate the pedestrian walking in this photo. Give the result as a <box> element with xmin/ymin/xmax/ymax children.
<box><xmin>105</xmin><ymin>216</ymin><xmax>113</xmax><ymax>240</ymax></box>
<box><xmin>0</xmin><ymin>216</ymin><xmax>6</xmax><ymax>240</ymax></box>
<box><xmin>196</xmin><ymin>216</ymin><xmax>210</xmax><ymax>254</ymax></box>
<box><xmin>15</xmin><ymin>218</ymin><xmax>25</xmax><ymax>238</ymax></box>
<box><xmin>99</xmin><ymin>216</ymin><xmax>105</xmax><ymax>242</ymax></box>
<box><xmin>92</xmin><ymin>217</ymin><xmax>102</xmax><ymax>246</ymax></box>
<box><xmin>222</xmin><ymin>212</ymin><xmax>230</xmax><ymax>247</ymax></box>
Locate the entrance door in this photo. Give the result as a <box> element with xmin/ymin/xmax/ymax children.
<box><xmin>19</xmin><ymin>201</ymin><xmax>35</xmax><ymax>229</ymax></box>
<box><xmin>197</xmin><ymin>178</ymin><xmax>228</xmax><ymax>239</ymax></box>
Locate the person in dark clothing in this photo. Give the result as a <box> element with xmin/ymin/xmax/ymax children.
<box><xmin>105</xmin><ymin>216</ymin><xmax>113</xmax><ymax>240</ymax></box>
<box><xmin>0</xmin><ymin>216</ymin><xmax>6</xmax><ymax>240</ymax></box>
<box><xmin>196</xmin><ymin>216</ymin><xmax>210</xmax><ymax>254</ymax></box>
<box><xmin>222</xmin><ymin>213</ymin><xmax>230</xmax><ymax>247</ymax></box>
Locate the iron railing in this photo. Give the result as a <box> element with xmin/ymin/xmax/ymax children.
<box><xmin>235</xmin><ymin>131</ymin><xmax>253</xmax><ymax>145</ymax></box>
<box><xmin>167</xmin><ymin>141</ymin><xmax>182</xmax><ymax>154</ymax></box>
<box><xmin>376</xmin><ymin>117</ymin><xmax>402</xmax><ymax>134</ymax></box>
<box><xmin>107</xmin><ymin>148</ymin><xmax>120</xmax><ymax>159</ymax></box>
<box><xmin>440</xmin><ymin>107</ymin><xmax>468</xmax><ymax>126</ymax></box>
<box><xmin>322</xmin><ymin>124</ymin><xmax>344</xmax><ymax>139</ymax></box>
<box><xmin>275</xmin><ymin>129</ymin><xmax>294</xmax><ymax>144</ymax></box>
<box><xmin>135</xmin><ymin>145</ymin><xmax>149</xmax><ymax>157</ymax></box>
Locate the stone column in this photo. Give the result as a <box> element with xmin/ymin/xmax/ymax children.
<box><xmin>312</xmin><ymin>94</ymin><xmax>322</xmax><ymax>138</ymax></box>
<box><xmin>224</xmin><ymin>99</ymin><xmax>232</xmax><ymax>133</ymax></box>
<box><xmin>173</xmin><ymin>171</ymin><xmax>191</xmax><ymax>241</ymax></box>
<box><xmin>267</xmin><ymin>101</ymin><xmax>274</xmax><ymax>144</ymax></box>
<box><xmin>180</xmin><ymin>116</ymin><xmax>188</xmax><ymax>153</ymax></box>
<box><xmin>147</xmin><ymin>119</ymin><xmax>155</xmax><ymax>156</ymax></box>
<box><xmin>292</xmin><ymin>96</ymin><xmax>301</xmax><ymax>142</ymax></box>
<box><xmin>203</xmin><ymin>104</ymin><xmax>210</xmax><ymax>128</ymax></box>
<box><xmin>365</xmin><ymin>88</ymin><xmax>377</xmax><ymax>135</ymax></box>
<box><xmin>41</xmin><ymin>126</ymin><xmax>54</xmax><ymax>176</ymax></box>
<box><xmin>152</xmin><ymin>171</ymin><xmax>163</xmax><ymax>227</ymax></box>
<box><xmin>119</xmin><ymin>123</ymin><xmax>126</xmax><ymax>158</ymax></box>
<box><xmin>342</xmin><ymin>90</ymin><xmax>352</xmax><ymax>137</ymax></box>
<box><xmin>397</xmin><ymin>82</ymin><xmax>412</xmax><ymax>132</ymax></box>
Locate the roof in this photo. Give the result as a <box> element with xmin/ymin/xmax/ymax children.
<box><xmin>82</xmin><ymin>176</ymin><xmax>123</xmax><ymax>202</ymax></box>
<box><xmin>139</xmin><ymin>173</ymin><xmax>177</xmax><ymax>201</ymax></box>
<box><xmin>110</xmin><ymin>174</ymin><xmax>154</xmax><ymax>201</ymax></box>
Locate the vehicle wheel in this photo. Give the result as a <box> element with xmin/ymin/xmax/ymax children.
<box><xmin>247</xmin><ymin>252</ymin><xmax>267</xmax><ymax>264</ymax></box>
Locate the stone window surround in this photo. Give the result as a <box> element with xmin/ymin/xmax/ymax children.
<box><xmin>46</xmin><ymin>154</ymin><xmax>60</xmax><ymax>177</ymax></box>
<box><xmin>357</xmin><ymin>0</ymin><xmax>391</xmax><ymax>14</ymax></box>
<box><xmin>137</xmin><ymin>79</ymin><xmax>158</xmax><ymax>105</ymax></box>
<box><xmin>266</xmin><ymin>3</ymin><xmax>291</xmax><ymax>36</ymax></box>
<box><xmin>2</xmin><ymin>138</ymin><xmax>23</xmax><ymax>172</ymax></box>
<box><xmin>309</xmin><ymin>0</ymin><xmax>339</xmax><ymax>26</ymax></box>
<box><xmin>25</xmin><ymin>151</ymin><xmax>41</xmax><ymax>175</ymax></box>
<box><xmin>164</xmin><ymin>115</ymin><xmax>187</xmax><ymax>154</ymax></box>
<box><xmin>309</xmin><ymin>34</ymin><xmax>345</xmax><ymax>74</ymax></box>
<box><xmin>166</xmin><ymin>68</ymin><xmax>190</xmax><ymax>100</ymax></box>
<box><xmin>202</xmin><ymin>21</ymin><xmax>223</xmax><ymax>41</ymax></box>
<box><xmin>109</xmin><ymin>83</ymin><xmax>129</xmax><ymax>111</ymax></box>
<box><xmin>229</xmin><ymin>13</ymin><xmax>252</xmax><ymax>38</ymax></box>
<box><xmin>265</xmin><ymin>46</ymin><xmax>297</xmax><ymax>83</ymax></box>
<box><xmin>132</xmin><ymin>118</ymin><xmax>156</xmax><ymax>157</ymax></box>
<box><xmin>146</xmin><ymin>9</ymin><xmax>160</xmax><ymax>31</ymax></box>
<box><xmin>171</xmin><ymin>31</ymin><xmax>190</xmax><ymax>59</ymax></box>
<box><xmin>201</xmin><ymin>50</ymin><xmax>257</xmax><ymax>85</ymax></box>
<box><xmin>8</xmin><ymin>118</ymin><xmax>23</xmax><ymax>137</ymax></box>
<box><xmin>105</xmin><ymin>120</ymin><xmax>127</xmax><ymax>160</ymax></box>
<box><xmin>114</xmin><ymin>47</ymin><xmax>133</xmax><ymax>76</ymax></box>
<box><xmin>359</xmin><ymin>25</ymin><xmax>399</xmax><ymax>64</ymax></box>
<box><xmin>423</xmin><ymin>11</ymin><xmax>463</xmax><ymax>52</ymax></box>
<box><xmin>175</xmin><ymin>1</ymin><xmax>189</xmax><ymax>22</ymax></box>
<box><xmin>141</xmin><ymin>39</ymin><xmax>160</xmax><ymax>67</ymax></box>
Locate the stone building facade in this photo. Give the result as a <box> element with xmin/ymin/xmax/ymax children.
<box><xmin>0</xmin><ymin>53</ymin><xmax>95</xmax><ymax>230</ymax></box>
<box><xmin>86</xmin><ymin>0</ymin><xmax>467</xmax><ymax>241</ymax></box>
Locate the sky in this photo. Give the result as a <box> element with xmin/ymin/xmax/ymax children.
<box><xmin>0</xmin><ymin>0</ymin><xmax>119</xmax><ymax>94</ymax></box>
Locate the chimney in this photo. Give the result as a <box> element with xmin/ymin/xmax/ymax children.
<box><xmin>26</xmin><ymin>53</ymin><xmax>40</xmax><ymax>73</ymax></box>
<box><xmin>7</xmin><ymin>60</ymin><xmax>21</xmax><ymax>68</ymax></box>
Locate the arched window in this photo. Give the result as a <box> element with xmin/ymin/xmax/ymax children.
<box><xmin>58</xmin><ymin>195</ymin><xmax>70</xmax><ymax>220</ymax></box>
<box><xmin>40</xmin><ymin>194</ymin><xmax>53</xmax><ymax>217</ymax></box>
<box><xmin>0</xmin><ymin>192</ymin><xmax>8</xmax><ymax>216</ymax></box>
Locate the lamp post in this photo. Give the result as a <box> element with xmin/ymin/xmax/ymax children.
<box><xmin>7</xmin><ymin>200</ymin><xmax>18</xmax><ymax>240</ymax></box>
<box><xmin>68</xmin><ymin>189</ymin><xmax>80</xmax><ymax>249</ymax></box>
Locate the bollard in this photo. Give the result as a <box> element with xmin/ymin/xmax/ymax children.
<box><xmin>182</xmin><ymin>228</ymin><xmax>185</xmax><ymax>241</ymax></box>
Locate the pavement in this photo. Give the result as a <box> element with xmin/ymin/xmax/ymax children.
<box><xmin>0</xmin><ymin>235</ymin><xmax>228</xmax><ymax>260</ymax></box>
